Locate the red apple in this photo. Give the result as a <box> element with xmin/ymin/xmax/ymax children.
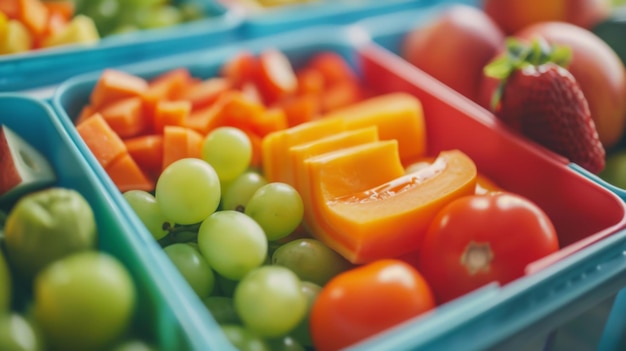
<box><xmin>515</xmin><ymin>22</ymin><xmax>626</xmax><ymax>149</ymax></box>
<box><xmin>401</xmin><ymin>4</ymin><xmax>505</xmax><ymax>103</ymax></box>
<box><xmin>483</xmin><ymin>0</ymin><xmax>610</xmax><ymax>35</ymax></box>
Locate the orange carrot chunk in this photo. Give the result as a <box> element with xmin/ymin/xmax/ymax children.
<box><xmin>220</xmin><ymin>51</ymin><xmax>259</xmax><ymax>88</ymax></box>
<box><xmin>296</xmin><ymin>68</ymin><xmax>325</xmax><ymax>96</ymax></box>
<box><xmin>184</xmin><ymin>91</ymin><xmax>264</xmax><ymax>135</ymax></box>
<box><xmin>124</xmin><ymin>134</ymin><xmax>164</xmax><ymax>177</ymax></box>
<box><xmin>256</xmin><ymin>49</ymin><xmax>298</xmax><ymax>104</ymax></box>
<box><xmin>90</xmin><ymin>69</ymin><xmax>149</xmax><ymax>110</ymax></box>
<box><xmin>180</xmin><ymin>77</ymin><xmax>233</xmax><ymax>110</ymax></box>
<box><xmin>0</xmin><ymin>0</ymin><xmax>19</xmax><ymax>19</ymax></box>
<box><xmin>18</xmin><ymin>0</ymin><xmax>49</xmax><ymax>36</ymax></box>
<box><xmin>75</xmin><ymin>104</ymin><xmax>95</xmax><ymax>125</ymax></box>
<box><xmin>162</xmin><ymin>126</ymin><xmax>204</xmax><ymax>171</ymax></box>
<box><xmin>278</xmin><ymin>94</ymin><xmax>320</xmax><ymax>127</ymax></box>
<box><xmin>308</xmin><ymin>51</ymin><xmax>358</xmax><ymax>87</ymax></box>
<box><xmin>153</xmin><ymin>100</ymin><xmax>191</xmax><ymax>133</ymax></box>
<box><xmin>75</xmin><ymin>113</ymin><xmax>127</xmax><ymax>169</ymax></box>
<box><xmin>99</xmin><ymin>96</ymin><xmax>147</xmax><ymax>138</ymax></box>
<box><xmin>142</xmin><ymin>68</ymin><xmax>194</xmax><ymax>117</ymax></box>
<box><xmin>42</xmin><ymin>1</ymin><xmax>74</xmax><ymax>21</ymax></box>
<box><xmin>105</xmin><ymin>153</ymin><xmax>154</xmax><ymax>193</ymax></box>
<box><xmin>320</xmin><ymin>80</ymin><xmax>364</xmax><ymax>113</ymax></box>
<box><xmin>251</xmin><ymin>107</ymin><xmax>289</xmax><ymax>137</ymax></box>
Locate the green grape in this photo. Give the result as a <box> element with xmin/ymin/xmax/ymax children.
<box><xmin>155</xmin><ymin>158</ymin><xmax>221</xmax><ymax>225</ymax></box>
<box><xmin>221</xmin><ymin>171</ymin><xmax>268</xmax><ymax>211</ymax></box>
<box><xmin>203</xmin><ymin>296</ymin><xmax>241</xmax><ymax>325</ymax></box>
<box><xmin>289</xmin><ymin>281</ymin><xmax>321</xmax><ymax>347</ymax></box>
<box><xmin>245</xmin><ymin>183</ymin><xmax>304</xmax><ymax>241</ymax></box>
<box><xmin>271</xmin><ymin>238</ymin><xmax>353</xmax><ymax>286</ymax></box>
<box><xmin>234</xmin><ymin>265</ymin><xmax>307</xmax><ymax>338</ymax></box>
<box><xmin>202</xmin><ymin>127</ymin><xmax>253</xmax><ymax>183</ymax></box>
<box><xmin>179</xmin><ymin>3</ymin><xmax>206</xmax><ymax>21</ymax></box>
<box><xmin>221</xmin><ymin>324</ymin><xmax>270</xmax><ymax>351</ymax></box>
<box><xmin>197</xmin><ymin>211</ymin><xmax>267</xmax><ymax>280</ymax></box>
<box><xmin>0</xmin><ymin>313</ymin><xmax>43</xmax><ymax>351</ymax></box>
<box><xmin>164</xmin><ymin>243</ymin><xmax>215</xmax><ymax>299</ymax></box>
<box><xmin>123</xmin><ymin>190</ymin><xmax>170</xmax><ymax>240</ymax></box>
<box><xmin>34</xmin><ymin>252</ymin><xmax>135</xmax><ymax>351</ymax></box>
<box><xmin>136</xmin><ymin>5</ymin><xmax>184</xmax><ymax>30</ymax></box>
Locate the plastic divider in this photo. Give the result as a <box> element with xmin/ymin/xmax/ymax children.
<box><xmin>50</xmin><ymin>23</ymin><xmax>626</xmax><ymax>350</ymax></box>
<box><xmin>222</xmin><ymin>0</ymin><xmax>443</xmax><ymax>38</ymax></box>
<box><xmin>0</xmin><ymin>0</ymin><xmax>243</xmax><ymax>96</ymax></box>
<box><xmin>0</xmin><ymin>94</ymin><xmax>230</xmax><ymax>350</ymax></box>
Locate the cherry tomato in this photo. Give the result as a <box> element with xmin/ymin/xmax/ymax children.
<box><xmin>418</xmin><ymin>192</ymin><xmax>559</xmax><ymax>304</ymax></box>
<box><xmin>310</xmin><ymin>259</ymin><xmax>435</xmax><ymax>351</ymax></box>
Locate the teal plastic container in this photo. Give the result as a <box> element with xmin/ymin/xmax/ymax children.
<box><xmin>221</xmin><ymin>0</ymin><xmax>440</xmax><ymax>38</ymax></box>
<box><xmin>0</xmin><ymin>94</ymin><xmax>230</xmax><ymax>350</ymax></box>
<box><xmin>353</xmin><ymin>3</ymin><xmax>626</xmax><ymax>349</ymax></box>
<box><xmin>51</xmin><ymin>24</ymin><xmax>626</xmax><ymax>350</ymax></box>
<box><xmin>0</xmin><ymin>0</ymin><xmax>242</xmax><ymax>95</ymax></box>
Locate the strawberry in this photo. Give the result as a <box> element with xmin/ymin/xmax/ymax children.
<box><xmin>485</xmin><ymin>38</ymin><xmax>605</xmax><ymax>174</ymax></box>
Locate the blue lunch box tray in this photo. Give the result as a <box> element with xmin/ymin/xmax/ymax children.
<box><xmin>0</xmin><ymin>94</ymin><xmax>228</xmax><ymax>350</ymax></box>
<box><xmin>221</xmin><ymin>0</ymin><xmax>444</xmax><ymax>38</ymax></box>
<box><xmin>0</xmin><ymin>0</ymin><xmax>242</xmax><ymax>95</ymax></box>
<box><xmin>51</xmin><ymin>22</ymin><xmax>626</xmax><ymax>350</ymax></box>
<box><xmin>353</xmin><ymin>3</ymin><xmax>626</xmax><ymax>349</ymax></box>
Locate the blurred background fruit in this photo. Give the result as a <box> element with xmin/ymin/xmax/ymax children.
<box><xmin>482</xmin><ymin>0</ymin><xmax>611</xmax><ymax>34</ymax></box>
<box><xmin>401</xmin><ymin>4</ymin><xmax>504</xmax><ymax>104</ymax></box>
<box><xmin>514</xmin><ymin>21</ymin><xmax>626</xmax><ymax>150</ymax></box>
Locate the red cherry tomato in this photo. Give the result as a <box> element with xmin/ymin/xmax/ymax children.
<box><xmin>418</xmin><ymin>192</ymin><xmax>559</xmax><ymax>304</ymax></box>
<box><xmin>310</xmin><ymin>259</ymin><xmax>435</xmax><ymax>351</ymax></box>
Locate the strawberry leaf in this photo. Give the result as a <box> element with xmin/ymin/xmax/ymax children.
<box><xmin>484</xmin><ymin>36</ymin><xmax>573</xmax><ymax>110</ymax></box>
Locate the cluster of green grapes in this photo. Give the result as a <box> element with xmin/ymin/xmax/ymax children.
<box><xmin>74</xmin><ymin>0</ymin><xmax>206</xmax><ymax>37</ymax></box>
<box><xmin>124</xmin><ymin>126</ymin><xmax>353</xmax><ymax>350</ymax></box>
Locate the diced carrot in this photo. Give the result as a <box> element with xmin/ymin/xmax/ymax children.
<box><xmin>153</xmin><ymin>100</ymin><xmax>191</xmax><ymax>133</ymax></box>
<box><xmin>42</xmin><ymin>1</ymin><xmax>74</xmax><ymax>21</ymax></box>
<box><xmin>90</xmin><ymin>69</ymin><xmax>149</xmax><ymax>110</ymax></box>
<box><xmin>215</xmin><ymin>91</ymin><xmax>266</xmax><ymax>131</ymax></box>
<box><xmin>296</xmin><ymin>67</ymin><xmax>324</xmax><ymax>96</ymax></box>
<box><xmin>256</xmin><ymin>49</ymin><xmax>297</xmax><ymax>104</ymax></box>
<box><xmin>183</xmin><ymin>104</ymin><xmax>216</xmax><ymax>134</ymax></box>
<box><xmin>184</xmin><ymin>91</ymin><xmax>264</xmax><ymax>135</ymax></box>
<box><xmin>18</xmin><ymin>0</ymin><xmax>49</xmax><ymax>36</ymax></box>
<box><xmin>99</xmin><ymin>97</ymin><xmax>147</xmax><ymax>138</ymax></box>
<box><xmin>220</xmin><ymin>50</ymin><xmax>259</xmax><ymax>87</ymax></box>
<box><xmin>75</xmin><ymin>104</ymin><xmax>95</xmax><ymax>125</ymax></box>
<box><xmin>187</xmin><ymin>127</ymin><xmax>204</xmax><ymax>160</ymax></box>
<box><xmin>162</xmin><ymin>126</ymin><xmax>204</xmax><ymax>171</ymax></box>
<box><xmin>0</xmin><ymin>0</ymin><xmax>19</xmax><ymax>19</ymax></box>
<box><xmin>105</xmin><ymin>153</ymin><xmax>154</xmax><ymax>193</ymax></box>
<box><xmin>75</xmin><ymin>113</ymin><xmax>127</xmax><ymax>169</ymax></box>
<box><xmin>180</xmin><ymin>77</ymin><xmax>233</xmax><ymax>110</ymax></box>
<box><xmin>124</xmin><ymin>134</ymin><xmax>164</xmax><ymax>177</ymax></box>
<box><xmin>277</xmin><ymin>94</ymin><xmax>320</xmax><ymax>127</ymax></box>
<box><xmin>320</xmin><ymin>80</ymin><xmax>364</xmax><ymax>113</ymax></box>
<box><xmin>31</xmin><ymin>2</ymin><xmax>69</xmax><ymax>48</ymax></box>
<box><xmin>250</xmin><ymin>107</ymin><xmax>288</xmax><ymax>137</ymax></box>
<box><xmin>240</xmin><ymin>81</ymin><xmax>264</xmax><ymax>105</ymax></box>
<box><xmin>147</xmin><ymin>68</ymin><xmax>193</xmax><ymax>101</ymax></box>
<box><xmin>307</xmin><ymin>51</ymin><xmax>358</xmax><ymax>87</ymax></box>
